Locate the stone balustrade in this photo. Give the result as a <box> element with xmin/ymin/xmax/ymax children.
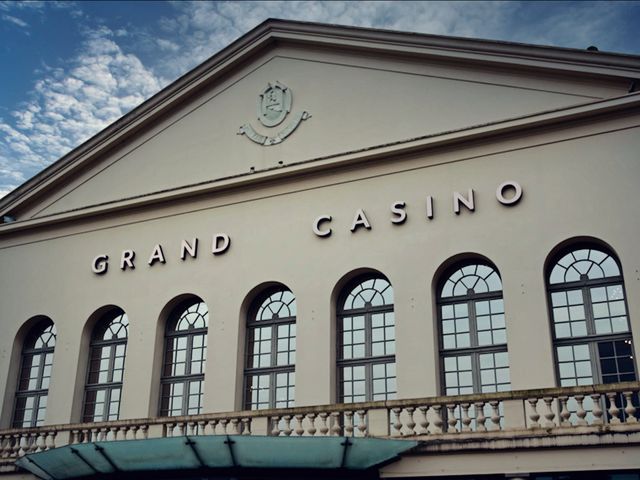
<box><xmin>1</xmin><ymin>381</ymin><xmax>639</xmax><ymax>464</ymax></box>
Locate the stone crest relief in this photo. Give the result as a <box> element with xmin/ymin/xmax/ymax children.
<box><xmin>238</xmin><ymin>81</ymin><xmax>310</xmax><ymax>146</ymax></box>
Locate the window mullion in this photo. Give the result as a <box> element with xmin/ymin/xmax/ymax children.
<box><xmin>469</xmin><ymin>299</ymin><xmax>478</xmax><ymax>348</ymax></box>
<box><xmin>36</xmin><ymin>352</ymin><xmax>46</xmax><ymax>391</ymax></box>
<box><xmin>271</xmin><ymin>324</ymin><xmax>278</xmax><ymax>369</ymax></box>
<box><xmin>583</xmin><ymin>285</ymin><xmax>596</xmax><ymax>336</ymax></box>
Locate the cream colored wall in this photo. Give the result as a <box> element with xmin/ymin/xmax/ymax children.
<box><xmin>17</xmin><ymin>43</ymin><xmax>630</xmax><ymax>220</ymax></box>
<box><xmin>0</xmin><ymin>109</ymin><xmax>639</xmax><ymax>428</ymax></box>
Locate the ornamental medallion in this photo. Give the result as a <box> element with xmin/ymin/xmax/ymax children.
<box><xmin>238</xmin><ymin>81</ymin><xmax>310</xmax><ymax>146</ymax></box>
<box><xmin>258</xmin><ymin>82</ymin><xmax>291</xmax><ymax>127</ymax></box>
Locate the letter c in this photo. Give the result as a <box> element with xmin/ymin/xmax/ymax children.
<box><xmin>313</xmin><ymin>215</ymin><xmax>332</xmax><ymax>237</ymax></box>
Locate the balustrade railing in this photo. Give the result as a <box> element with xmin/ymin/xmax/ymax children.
<box><xmin>1</xmin><ymin>382</ymin><xmax>638</xmax><ymax>463</ymax></box>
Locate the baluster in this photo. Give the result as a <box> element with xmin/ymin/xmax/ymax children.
<box><xmin>417</xmin><ymin>406</ymin><xmax>430</xmax><ymax>435</ymax></box>
<box><xmin>231</xmin><ymin>419</ymin><xmax>241</xmax><ymax>435</ymax></box>
<box><xmin>282</xmin><ymin>415</ymin><xmax>293</xmax><ymax>436</ymax></box>
<box><xmin>11</xmin><ymin>434</ymin><xmax>20</xmax><ymax>458</ymax></box>
<box><xmin>318</xmin><ymin>412</ymin><xmax>330</xmax><ymax>436</ymax></box>
<box><xmin>197</xmin><ymin>421</ymin><xmax>206</xmax><ymax>436</ymax></box>
<box><xmin>241</xmin><ymin>418</ymin><xmax>251</xmax><ymax>435</ymax></box>
<box><xmin>356</xmin><ymin>410</ymin><xmax>367</xmax><ymax>437</ymax></box>
<box><xmin>527</xmin><ymin>398</ymin><xmax>541</xmax><ymax>428</ymax></box>
<box><xmin>558</xmin><ymin>396</ymin><xmax>571</xmax><ymax>427</ymax></box>
<box><xmin>185</xmin><ymin>421</ymin><xmax>194</xmax><ymax>435</ymax></box>
<box><xmin>306</xmin><ymin>413</ymin><xmax>317</xmax><ymax>436</ymax></box>
<box><xmin>623</xmin><ymin>391</ymin><xmax>637</xmax><ymax>423</ymax></box>
<box><xmin>542</xmin><ymin>397</ymin><xmax>556</xmax><ymax>428</ymax></box>
<box><xmin>474</xmin><ymin>402</ymin><xmax>486</xmax><ymax>432</ymax></box>
<box><xmin>460</xmin><ymin>403</ymin><xmax>472</xmax><ymax>432</ymax></box>
<box><xmin>109</xmin><ymin>427</ymin><xmax>119</xmax><ymax>441</ymax></box>
<box><xmin>28</xmin><ymin>433</ymin><xmax>38</xmax><ymax>453</ymax></box>
<box><xmin>591</xmin><ymin>394</ymin><xmax>604</xmax><ymax>425</ymax></box>
<box><xmin>330</xmin><ymin>412</ymin><xmax>342</xmax><ymax>436</ymax></box>
<box><xmin>128</xmin><ymin>425</ymin><xmax>139</xmax><ymax>440</ymax></box>
<box><xmin>431</xmin><ymin>405</ymin><xmax>444</xmax><ymax>434</ymax></box>
<box><xmin>178</xmin><ymin>422</ymin><xmax>187</xmax><ymax>436</ymax></box>
<box><xmin>220</xmin><ymin>419</ymin><xmax>230</xmax><ymax>434</ymax></box>
<box><xmin>140</xmin><ymin>425</ymin><xmax>149</xmax><ymax>440</ymax></box>
<box><xmin>101</xmin><ymin>427</ymin><xmax>109</xmax><ymax>441</ymax></box>
<box><xmin>36</xmin><ymin>432</ymin><xmax>47</xmax><ymax>452</ymax></box>
<box><xmin>165</xmin><ymin>422</ymin><xmax>175</xmax><ymax>437</ymax></box>
<box><xmin>18</xmin><ymin>435</ymin><xmax>28</xmax><ymax>457</ymax></box>
<box><xmin>344</xmin><ymin>411</ymin><xmax>354</xmax><ymax>437</ymax></box>
<box><xmin>574</xmin><ymin>395</ymin><xmax>588</xmax><ymax>426</ymax></box>
<box><xmin>5</xmin><ymin>435</ymin><xmax>13</xmax><ymax>458</ymax></box>
<box><xmin>446</xmin><ymin>404</ymin><xmax>458</xmax><ymax>433</ymax></box>
<box><xmin>207</xmin><ymin>419</ymin><xmax>218</xmax><ymax>435</ymax></box>
<box><xmin>271</xmin><ymin>416</ymin><xmax>281</xmax><ymax>436</ymax></box>
<box><xmin>606</xmin><ymin>392</ymin><xmax>621</xmax><ymax>424</ymax></box>
<box><xmin>405</xmin><ymin>407</ymin><xmax>417</xmax><ymax>435</ymax></box>
<box><xmin>391</xmin><ymin>408</ymin><xmax>403</xmax><ymax>436</ymax></box>
<box><xmin>46</xmin><ymin>431</ymin><xmax>56</xmax><ymax>450</ymax></box>
<box><xmin>489</xmin><ymin>401</ymin><xmax>501</xmax><ymax>430</ymax></box>
<box><xmin>0</xmin><ymin>435</ymin><xmax>9</xmax><ymax>458</ymax></box>
<box><xmin>120</xmin><ymin>426</ymin><xmax>130</xmax><ymax>441</ymax></box>
<box><xmin>295</xmin><ymin>414</ymin><xmax>305</xmax><ymax>436</ymax></box>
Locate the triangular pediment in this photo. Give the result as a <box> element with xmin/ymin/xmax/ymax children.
<box><xmin>2</xmin><ymin>19</ymin><xmax>638</xmax><ymax>222</ymax></box>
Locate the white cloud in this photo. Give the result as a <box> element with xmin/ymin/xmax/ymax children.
<box><xmin>0</xmin><ymin>25</ymin><xmax>162</xmax><ymax>199</ymax></box>
<box><xmin>2</xmin><ymin>13</ymin><xmax>29</xmax><ymax>28</ymax></box>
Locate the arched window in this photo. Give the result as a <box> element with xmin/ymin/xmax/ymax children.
<box><xmin>83</xmin><ymin>310</ymin><xmax>128</xmax><ymax>422</ymax></box>
<box><xmin>548</xmin><ymin>245</ymin><xmax>636</xmax><ymax>387</ymax></box>
<box><xmin>337</xmin><ymin>275</ymin><xmax>396</xmax><ymax>403</ymax></box>
<box><xmin>13</xmin><ymin>320</ymin><xmax>56</xmax><ymax>427</ymax></box>
<box><xmin>438</xmin><ymin>262</ymin><xmax>510</xmax><ymax>395</ymax></box>
<box><xmin>159</xmin><ymin>301</ymin><xmax>208</xmax><ymax>416</ymax></box>
<box><xmin>244</xmin><ymin>289</ymin><xmax>296</xmax><ymax>410</ymax></box>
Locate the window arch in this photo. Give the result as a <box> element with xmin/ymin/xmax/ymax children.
<box><xmin>159</xmin><ymin>300</ymin><xmax>208</xmax><ymax>416</ymax></box>
<box><xmin>244</xmin><ymin>288</ymin><xmax>296</xmax><ymax>410</ymax></box>
<box><xmin>437</xmin><ymin>262</ymin><xmax>510</xmax><ymax>395</ymax></box>
<box><xmin>13</xmin><ymin>319</ymin><xmax>56</xmax><ymax>427</ymax></box>
<box><xmin>83</xmin><ymin>310</ymin><xmax>128</xmax><ymax>422</ymax></box>
<box><xmin>337</xmin><ymin>275</ymin><xmax>396</xmax><ymax>403</ymax></box>
<box><xmin>547</xmin><ymin>245</ymin><xmax>636</xmax><ymax>387</ymax></box>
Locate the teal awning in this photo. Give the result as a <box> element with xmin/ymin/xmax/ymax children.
<box><xmin>16</xmin><ymin>435</ymin><xmax>418</xmax><ymax>480</ymax></box>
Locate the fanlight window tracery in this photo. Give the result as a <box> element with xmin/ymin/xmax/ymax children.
<box><xmin>13</xmin><ymin>321</ymin><xmax>56</xmax><ymax>428</ymax></box>
<box><xmin>337</xmin><ymin>276</ymin><xmax>396</xmax><ymax>403</ymax></box>
<box><xmin>438</xmin><ymin>262</ymin><xmax>510</xmax><ymax>396</ymax></box>
<box><xmin>245</xmin><ymin>289</ymin><xmax>296</xmax><ymax>410</ymax></box>
<box><xmin>83</xmin><ymin>311</ymin><xmax>129</xmax><ymax>422</ymax></box>
<box><xmin>547</xmin><ymin>245</ymin><xmax>637</xmax><ymax>422</ymax></box>
<box><xmin>160</xmin><ymin>301</ymin><xmax>208</xmax><ymax>417</ymax></box>
<box><xmin>549</xmin><ymin>248</ymin><xmax>621</xmax><ymax>285</ymax></box>
<box><xmin>440</xmin><ymin>264</ymin><xmax>503</xmax><ymax>299</ymax></box>
<box><xmin>548</xmin><ymin>246</ymin><xmax>636</xmax><ymax>387</ymax></box>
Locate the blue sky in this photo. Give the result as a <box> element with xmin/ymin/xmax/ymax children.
<box><xmin>1</xmin><ymin>0</ymin><xmax>639</xmax><ymax>200</ymax></box>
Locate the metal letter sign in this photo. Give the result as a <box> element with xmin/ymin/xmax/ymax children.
<box><xmin>238</xmin><ymin>81</ymin><xmax>310</xmax><ymax>146</ymax></box>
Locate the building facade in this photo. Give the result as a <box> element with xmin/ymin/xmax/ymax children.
<box><xmin>1</xmin><ymin>19</ymin><xmax>640</xmax><ymax>480</ymax></box>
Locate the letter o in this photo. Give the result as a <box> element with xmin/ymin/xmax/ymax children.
<box><xmin>496</xmin><ymin>181</ymin><xmax>522</xmax><ymax>206</ymax></box>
